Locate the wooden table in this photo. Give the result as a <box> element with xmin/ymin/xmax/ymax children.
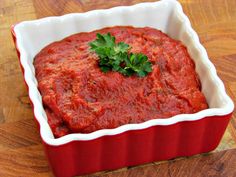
<box><xmin>0</xmin><ymin>0</ymin><xmax>236</xmax><ymax>176</ymax></box>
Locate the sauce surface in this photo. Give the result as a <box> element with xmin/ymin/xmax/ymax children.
<box><xmin>34</xmin><ymin>26</ymin><xmax>208</xmax><ymax>137</ymax></box>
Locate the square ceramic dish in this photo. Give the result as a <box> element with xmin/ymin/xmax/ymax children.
<box><xmin>11</xmin><ymin>0</ymin><xmax>234</xmax><ymax>176</ymax></box>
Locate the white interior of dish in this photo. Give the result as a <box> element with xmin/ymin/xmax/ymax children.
<box><xmin>13</xmin><ymin>0</ymin><xmax>234</xmax><ymax>145</ymax></box>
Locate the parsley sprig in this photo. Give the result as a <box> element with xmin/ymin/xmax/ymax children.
<box><xmin>89</xmin><ymin>33</ymin><xmax>152</xmax><ymax>77</ymax></box>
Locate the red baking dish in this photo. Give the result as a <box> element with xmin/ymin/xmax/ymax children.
<box><xmin>11</xmin><ymin>0</ymin><xmax>234</xmax><ymax>177</ymax></box>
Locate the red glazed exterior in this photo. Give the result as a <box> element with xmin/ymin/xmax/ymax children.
<box><xmin>43</xmin><ymin>114</ymin><xmax>231</xmax><ymax>177</ymax></box>
<box><xmin>11</xmin><ymin>25</ymin><xmax>233</xmax><ymax>177</ymax></box>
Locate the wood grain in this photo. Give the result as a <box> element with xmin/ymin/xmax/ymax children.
<box><xmin>0</xmin><ymin>0</ymin><xmax>236</xmax><ymax>176</ymax></box>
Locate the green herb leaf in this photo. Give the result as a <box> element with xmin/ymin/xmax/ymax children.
<box><xmin>89</xmin><ymin>33</ymin><xmax>152</xmax><ymax>77</ymax></box>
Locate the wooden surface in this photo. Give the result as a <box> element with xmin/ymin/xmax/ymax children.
<box><xmin>0</xmin><ymin>0</ymin><xmax>236</xmax><ymax>176</ymax></box>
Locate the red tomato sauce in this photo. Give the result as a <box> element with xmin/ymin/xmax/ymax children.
<box><xmin>34</xmin><ymin>26</ymin><xmax>208</xmax><ymax>138</ymax></box>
